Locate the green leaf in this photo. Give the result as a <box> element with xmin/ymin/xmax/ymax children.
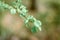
<box><xmin>31</xmin><ymin>26</ymin><xmax>38</xmax><ymax>33</ymax></box>
<box><xmin>34</xmin><ymin>20</ymin><xmax>42</xmax><ymax>31</ymax></box>
<box><xmin>34</xmin><ymin>20</ymin><xmax>41</xmax><ymax>27</ymax></box>
<box><xmin>10</xmin><ymin>8</ymin><xmax>16</xmax><ymax>14</ymax></box>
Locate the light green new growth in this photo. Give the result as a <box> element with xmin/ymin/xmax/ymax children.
<box><xmin>0</xmin><ymin>0</ymin><xmax>42</xmax><ymax>33</ymax></box>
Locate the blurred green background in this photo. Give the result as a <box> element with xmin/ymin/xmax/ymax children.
<box><xmin>0</xmin><ymin>0</ymin><xmax>60</xmax><ymax>40</ymax></box>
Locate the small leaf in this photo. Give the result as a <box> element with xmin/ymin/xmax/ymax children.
<box><xmin>10</xmin><ymin>8</ymin><xmax>16</xmax><ymax>14</ymax></box>
<box><xmin>20</xmin><ymin>5</ymin><xmax>26</xmax><ymax>9</ymax></box>
<box><xmin>34</xmin><ymin>20</ymin><xmax>42</xmax><ymax>31</ymax></box>
<box><xmin>31</xmin><ymin>26</ymin><xmax>38</xmax><ymax>33</ymax></box>
<box><xmin>27</xmin><ymin>15</ymin><xmax>35</xmax><ymax>22</ymax></box>
<box><xmin>25</xmin><ymin>19</ymin><xmax>29</xmax><ymax>24</ymax></box>
<box><xmin>34</xmin><ymin>20</ymin><xmax>41</xmax><ymax>27</ymax></box>
<box><xmin>21</xmin><ymin>8</ymin><xmax>28</xmax><ymax>13</ymax></box>
<box><xmin>39</xmin><ymin>27</ymin><xmax>41</xmax><ymax>31</ymax></box>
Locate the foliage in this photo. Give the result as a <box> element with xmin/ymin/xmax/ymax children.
<box><xmin>0</xmin><ymin>0</ymin><xmax>42</xmax><ymax>33</ymax></box>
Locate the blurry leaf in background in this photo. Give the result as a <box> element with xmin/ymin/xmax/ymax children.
<box><xmin>10</xmin><ymin>8</ymin><xmax>16</xmax><ymax>14</ymax></box>
<box><xmin>31</xmin><ymin>26</ymin><xmax>38</xmax><ymax>33</ymax></box>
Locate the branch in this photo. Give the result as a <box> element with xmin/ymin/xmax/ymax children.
<box><xmin>0</xmin><ymin>0</ymin><xmax>42</xmax><ymax>33</ymax></box>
